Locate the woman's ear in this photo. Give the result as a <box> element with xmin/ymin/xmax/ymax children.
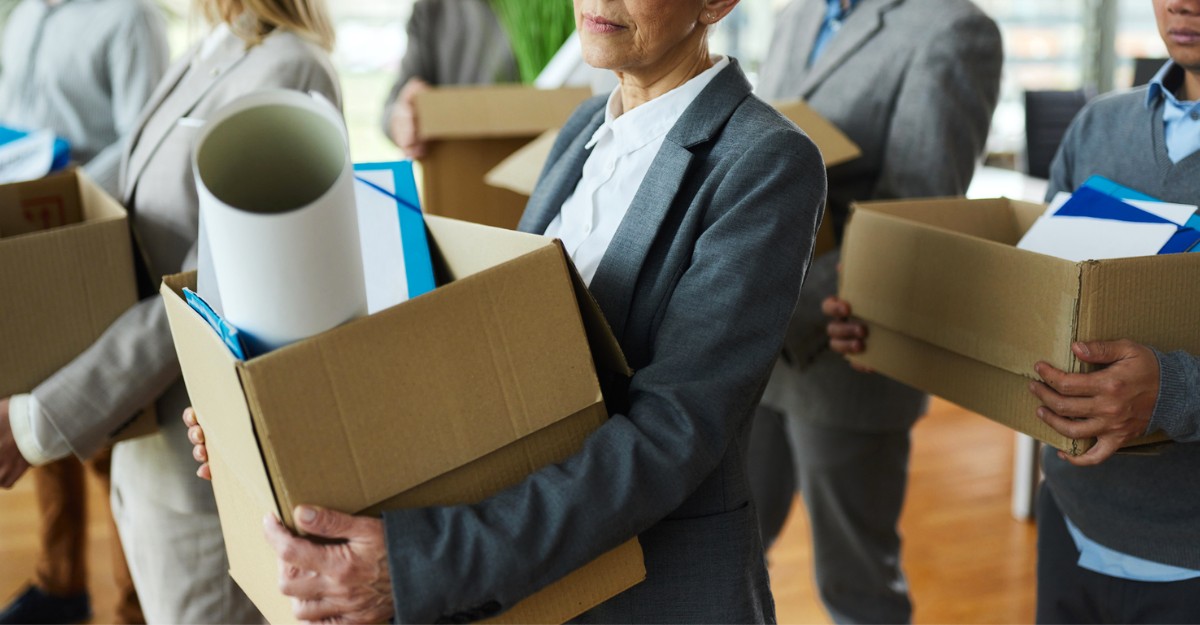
<box><xmin>702</xmin><ymin>0</ymin><xmax>741</xmax><ymax>24</ymax></box>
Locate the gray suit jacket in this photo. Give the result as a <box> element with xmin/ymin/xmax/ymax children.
<box><xmin>31</xmin><ymin>29</ymin><xmax>340</xmax><ymax>510</ymax></box>
<box><xmin>379</xmin><ymin>0</ymin><xmax>518</xmax><ymax>137</ymax></box>
<box><xmin>381</xmin><ymin>60</ymin><xmax>826</xmax><ymax>623</ymax></box>
<box><xmin>757</xmin><ymin>0</ymin><xmax>1002</xmax><ymax>431</ymax></box>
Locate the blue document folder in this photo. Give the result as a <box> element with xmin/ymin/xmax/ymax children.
<box><xmin>353</xmin><ymin>161</ymin><xmax>436</xmax><ymax>310</ymax></box>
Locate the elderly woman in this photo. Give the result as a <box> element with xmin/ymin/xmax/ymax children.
<box><xmin>0</xmin><ymin>0</ymin><xmax>340</xmax><ymax>622</ymax></box>
<box><xmin>187</xmin><ymin>0</ymin><xmax>826</xmax><ymax>621</ymax></box>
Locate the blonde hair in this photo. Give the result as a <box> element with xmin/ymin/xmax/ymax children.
<box><xmin>201</xmin><ymin>0</ymin><xmax>335</xmax><ymax>51</ymax></box>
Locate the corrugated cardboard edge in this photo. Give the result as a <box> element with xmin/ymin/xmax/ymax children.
<box><xmin>850</xmin><ymin>324</ymin><xmax>1170</xmax><ymax>454</ymax></box>
<box><xmin>416</xmin><ymin>86</ymin><xmax>591</xmax><ymax>140</ymax></box>
<box><xmin>160</xmin><ymin>273</ymin><xmax>292</xmax><ymax>623</ymax></box>
<box><xmin>483</xmin><ymin>539</ymin><xmax>645</xmax><ymax>625</ymax></box>
<box><xmin>484</xmin><ymin>129</ymin><xmax>560</xmax><ymax>197</ymax></box>
<box><xmin>842</xmin><ymin>199</ymin><xmax>1081</xmax><ymax>376</ymax></box>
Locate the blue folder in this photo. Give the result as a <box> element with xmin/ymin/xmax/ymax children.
<box><xmin>1080</xmin><ymin>175</ymin><xmax>1158</xmax><ymax>203</ymax></box>
<box><xmin>1058</xmin><ymin>184</ymin><xmax>1200</xmax><ymax>254</ymax></box>
<box><xmin>0</xmin><ymin>125</ymin><xmax>70</xmax><ymax>172</ymax></box>
<box><xmin>353</xmin><ymin>161</ymin><xmax>436</xmax><ymax>299</ymax></box>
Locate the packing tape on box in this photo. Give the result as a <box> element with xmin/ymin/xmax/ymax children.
<box><xmin>193</xmin><ymin>90</ymin><xmax>367</xmax><ymax>356</ymax></box>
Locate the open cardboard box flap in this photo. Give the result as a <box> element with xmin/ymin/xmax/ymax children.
<box><xmin>771</xmin><ymin>99</ymin><xmax>861</xmax><ymax>168</ymax></box>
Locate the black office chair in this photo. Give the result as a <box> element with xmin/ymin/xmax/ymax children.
<box><xmin>1024</xmin><ymin>89</ymin><xmax>1090</xmax><ymax>180</ymax></box>
<box><xmin>1133</xmin><ymin>57</ymin><xmax>1169</xmax><ymax>87</ymax></box>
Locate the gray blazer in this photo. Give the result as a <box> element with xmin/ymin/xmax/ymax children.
<box><xmin>31</xmin><ymin>29</ymin><xmax>340</xmax><ymax>509</ymax></box>
<box><xmin>380</xmin><ymin>60</ymin><xmax>826</xmax><ymax>623</ymax></box>
<box><xmin>379</xmin><ymin>0</ymin><xmax>518</xmax><ymax>137</ymax></box>
<box><xmin>757</xmin><ymin>0</ymin><xmax>1003</xmax><ymax>431</ymax></box>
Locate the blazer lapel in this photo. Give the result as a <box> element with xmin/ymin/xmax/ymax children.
<box><xmin>587</xmin><ymin>60</ymin><xmax>752</xmax><ymax>341</ymax></box>
<box><xmin>517</xmin><ymin>110</ymin><xmax>604</xmax><ymax>235</ymax></box>
<box><xmin>122</xmin><ymin>33</ymin><xmax>251</xmax><ymax>204</ymax></box>
<box><xmin>797</xmin><ymin>0</ymin><xmax>905</xmax><ymax>97</ymax></box>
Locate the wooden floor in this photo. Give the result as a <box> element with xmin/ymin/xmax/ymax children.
<box><xmin>0</xmin><ymin>398</ymin><xmax>1036</xmax><ymax>624</ymax></box>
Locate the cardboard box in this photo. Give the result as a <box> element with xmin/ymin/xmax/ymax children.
<box><xmin>839</xmin><ymin>197</ymin><xmax>1184</xmax><ymax>454</ymax></box>
<box><xmin>770</xmin><ymin>99</ymin><xmax>861</xmax><ymax>169</ymax></box>
<box><xmin>483</xmin><ymin>99</ymin><xmax>859</xmax><ymax>256</ymax></box>
<box><xmin>160</xmin><ymin>215</ymin><xmax>645</xmax><ymax>624</ymax></box>
<box><xmin>0</xmin><ymin>169</ymin><xmax>137</xmax><ymax>397</ymax></box>
<box><xmin>415</xmin><ymin>86</ymin><xmax>591</xmax><ymax>230</ymax></box>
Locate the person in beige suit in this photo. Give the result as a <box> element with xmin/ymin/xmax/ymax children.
<box><xmin>0</xmin><ymin>0</ymin><xmax>341</xmax><ymax>621</ymax></box>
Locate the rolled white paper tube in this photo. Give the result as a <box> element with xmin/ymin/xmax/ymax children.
<box><xmin>194</xmin><ymin>90</ymin><xmax>367</xmax><ymax>355</ymax></box>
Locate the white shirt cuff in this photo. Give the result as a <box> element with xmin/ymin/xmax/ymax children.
<box><xmin>9</xmin><ymin>394</ymin><xmax>72</xmax><ymax>466</ymax></box>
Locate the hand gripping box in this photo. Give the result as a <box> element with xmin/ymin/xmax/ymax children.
<box><xmin>414</xmin><ymin>86</ymin><xmax>591</xmax><ymax>230</ymax></box>
<box><xmin>160</xmin><ymin>215</ymin><xmax>645</xmax><ymax>624</ymax></box>
<box><xmin>839</xmin><ymin>197</ymin><xmax>1189</xmax><ymax>454</ymax></box>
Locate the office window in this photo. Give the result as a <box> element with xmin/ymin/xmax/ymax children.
<box><xmin>329</xmin><ymin>1</ymin><xmax>411</xmax><ymax>161</ymax></box>
<box><xmin>1115</xmin><ymin>0</ymin><xmax>1168</xmax><ymax>88</ymax></box>
<box><xmin>974</xmin><ymin>0</ymin><xmax>1087</xmax><ymax>159</ymax></box>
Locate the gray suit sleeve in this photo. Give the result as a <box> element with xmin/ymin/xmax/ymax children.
<box><xmin>1150</xmin><ymin>349</ymin><xmax>1200</xmax><ymax>442</ymax></box>
<box><xmin>381</xmin><ymin>0</ymin><xmax>435</xmax><ymax>141</ymax></box>
<box><xmin>381</xmin><ymin>128</ymin><xmax>826</xmax><ymax>623</ymax></box>
<box><xmin>874</xmin><ymin>12</ymin><xmax>1003</xmax><ymax>199</ymax></box>
<box><xmin>81</xmin><ymin>1</ymin><xmax>169</xmax><ymax>198</ymax></box>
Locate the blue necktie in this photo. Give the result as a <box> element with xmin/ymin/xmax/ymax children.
<box><xmin>808</xmin><ymin>0</ymin><xmax>851</xmax><ymax>67</ymax></box>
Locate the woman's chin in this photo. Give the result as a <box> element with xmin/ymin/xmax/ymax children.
<box><xmin>580</xmin><ymin>49</ymin><xmax>623</xmax><ymax>73</ymax></box>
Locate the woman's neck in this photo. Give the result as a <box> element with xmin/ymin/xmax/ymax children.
<box><xmin>615</xmin><ymin>41</ymin><xmax>714</xmax><ymax>114</ymax></box>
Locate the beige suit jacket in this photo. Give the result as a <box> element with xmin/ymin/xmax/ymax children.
<box><xmin>31</xmin><ymin>27</ymin><xmax>340</xmax><ymax>508</ymax></box>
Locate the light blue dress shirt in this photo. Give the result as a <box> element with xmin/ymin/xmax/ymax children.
<box><xmin>1146</xmin><ymin>60</ymin><xmax>1200</xmax><ymax>163</ymax></box>
<box><xmin>1064</xmin><ymin>515</ymin><xmax>1200</xmax><ymax>582</ymax></box>
<box><xmin>808</xmin><ymin>0</ymin><xmax>862</xmax><ymax>67</ymax></box>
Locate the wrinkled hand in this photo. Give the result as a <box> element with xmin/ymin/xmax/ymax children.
<box><xmin>821</xmin><ymin>296</ymin><xmax>874</xmax><ymax>373</ymax></box>
<box><xmin>1029</xmin><ymin>339</ymin><xmax>1159</xmax><ymax>466</ymax></box>
<box><xmin>387</xmin><ymin>77</ymin><xmax>431</xmax><ymax>159</ymax></box>
<box><xmin>0</xmin><ymin>397</ymin><xmax>31</xmax><ymax>488</ymax></box>
<box><xmin>265</xmin><ymin>506</ymin><xmax>395</xmax><ymax>625</ymax></box>
<box><xmin>182</xmin><ymin>407</ymin><xmax>211</xmax><ymax>481</ymax></box>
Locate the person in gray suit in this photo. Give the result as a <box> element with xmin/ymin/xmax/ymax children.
<box><xmin>749</xmin><ymin>0</ymin><xmax>1002</xmax><ymax>622</ymax></box>
<box><xmin>0</xmin><ymin>0</ymin><xmax>341</xmax><ymax>622</ymax></box>
<box><xmin>381</xmin><ymin>0</ymin><xmax>518</xmax><ymax>158</ymax></box>
<box><xmin>186</xmin><ymin>0</ymin><xmax>827</xmax><ymax>621</ymax></box>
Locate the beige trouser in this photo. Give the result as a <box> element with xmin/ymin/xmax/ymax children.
<box><xmin>109</xmin><ymin>422</ymin><xmax>262</xmax><ymax>625</ymax></box>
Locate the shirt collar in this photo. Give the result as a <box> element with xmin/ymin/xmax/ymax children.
<box><xmin>825</xmin><ymin>0</ymin><xmax>862</xmax><ymax>21</ymax></box>
<box><xmin>1147</xmin><ymin>60</ymin><xmax>1187</xmax><ymax>107</ymax></box>
<box><xmin>586</xmin><ymin>56</ymin><xmax>730</xmax><ymax>154</ymax></box>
